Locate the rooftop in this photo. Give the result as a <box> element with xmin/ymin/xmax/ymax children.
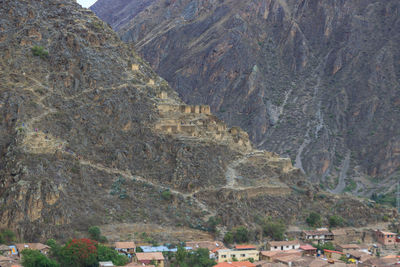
<box><xmin>15</xmin><ymin>243</ymin><xmax>49</xmax><ymax>252</ymax></box>
<box><xmin>337</xmin><ymin>244</ymin><xmax>360</xmax><ymax>249</ymax></box>
<box><xmin>115</xmin><ymin>242</ymin><xmax>135</xmax><ymax>249</ymax></box>
<box><xmin>299</xmin><ymin>244</ymin><xmax>317</xmax><ymax>251</ymax></box>
<box><xmin>186</xmin><ymin>241</ymin><xmax>225</xmax><ymax>251</ymax></box>
<box><xmin>136</xmin><ymin>252</ymin><xmax>164</xmax><ymax>261</ymax></box>
<box><xmin>214</xmin><ymin>261</ymin><xmax>256</xmax><ymax>267</ymax></box>
<box><xmin>268</xmin><ymin>240</ymin><xmax>299</xmax><ymax>247</ymax></box>
<box><xmin>234</xmin><ymin>245</ymin><xmax>257</xmax><ymax>250</ymax></box>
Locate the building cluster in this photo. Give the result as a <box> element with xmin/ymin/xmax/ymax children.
<box><xmin>0</xmin><ymin>228</ymin><xmax>398</xmax><ymax>267</ymax></box>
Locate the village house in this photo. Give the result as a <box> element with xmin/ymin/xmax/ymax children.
<box><xmin>375</xmin><ymin>230</ymin><xmax>397</xmax><ymax>246</ymax></box>
<box><xmin>299</xmin><ymin>244</ymin><xmax>317</xmax><ymax>256</ymax></box>
<box><xmin>301</xmin><ymin>229</ymin><xmax>333</xmax><ymax>244</ymax></box>
<box><xmin>347</xmin><ymin>250</ymin><xmax>373</xmax><ymax>262</ymax></box>
<box><xmin>135</xmin><ymin>252</ymin><xmax>165</xmax><ymax>267</ymax></box>
<box><xmin>214</xmin><ymin>261</ymin><xmax>256</xmax><ymax>267</ymax></box>
<box><xmin>259</xmin><ymin>250</ymin><xmax>302</xmax><ymax>262</ymax></box>
<box><xmin>15</xmin><ymin>243</ymin><xmax>50</xmax><ymax>256</ymax></box>
<box><xmin>186</xmin><ymin>241</ymin><xmax>225</xmax><ymax>259</ymax></box>
<box><xmin>115</xmin><ymin>242</ymin><xmax>136</xmax><ymax>255</ymax></box>
<box><xmin>215</xmin><ymin>245</ymin><xmax>259</xmax><ymax>263</ymax></box>
<box><xmin>186</xmin><ymin>241</ymin><xmax>225</xmax><ymax>252</ymax></box>
<box><xmin>266</xmin><ymin>240</ymin><xmax>300</xmax><ymax>251</ymax></box>
<box><xmin>335</xmin><ymin>244</ymin><xmax>360</xmax><ymax>253</ymax></box>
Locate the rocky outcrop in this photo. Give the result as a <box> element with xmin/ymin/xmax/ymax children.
<box><xmin>92</xmin><ymin>0</ymin><xmax>400</xmax><ymax>197</ymax></box>
<box><xmin>0</xmin><ymin>0</ymin><xmax>395</xmax><ymax>242</ymax></box>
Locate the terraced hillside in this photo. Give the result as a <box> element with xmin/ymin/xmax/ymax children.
<box><xmin>0</xmin><ymin>0</ymin><xmax>395</xmax><ymax>242</ymax></box>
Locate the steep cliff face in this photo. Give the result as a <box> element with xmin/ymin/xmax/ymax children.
<box><xmin>92</xmin><ymin>0</ymin><xmax>400</xmax><ymax>196</ymax></box>
<box><xmin>0</xmin><ymin>0</ymin><xmax>394</xmax><ymax>242</ymax></box>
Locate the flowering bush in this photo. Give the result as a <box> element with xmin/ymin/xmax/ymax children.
<box><xmin>60</xmin><ymin>238</ymin><xmax>98</xmax><ymax>267</ymax></box>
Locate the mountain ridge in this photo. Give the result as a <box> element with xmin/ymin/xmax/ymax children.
<box><xmin>91</xmin><ymin>0</ymin><xmax>400</xmax><ymax>198</ymax></box>
<box><xmin>0</xmin><ymin>0</ymin><xmax>395</xmax><ymax>242</ymax></box>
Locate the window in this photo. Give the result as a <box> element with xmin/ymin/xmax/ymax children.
<box><xmin>241</xmin><ymin>254</ymin><xmax>246</xmax><ymax>257</ymax></box>
<box><xmin>274</xmin><ymin>246</ymin><xmax>277</xmax><ymax>249</ymax></box>
<box><xmin>292</xmin><ymin>245</ymin><xmax>295</xmax><ymax>249</ymax></box>
<box><xmin>222</xmin><ymin>255</ymin><xmax>226</xmax><ymax>258</ymax></box>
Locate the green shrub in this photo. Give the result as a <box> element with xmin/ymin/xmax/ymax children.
<box><xmin>223</xmin><ymin>231</ymin><xmax>234</xmax><ymax>244</ymax></box>
<box><xmin>306</xmin><ymin>212</ymin><xmax>322</xmax><ymax>227</ymax></box>
<box><xmin>21</xmin><ymin>249</ymin><xmax>59</xmax><ymax>267</ymax></box>
<box><xmin>328</xmin><ymin>215</ymin><xmax>345</xmax><ymax>228</ymax></box>
<box><xmin>31</xmin><ymin>46</ymin><xmax>49</xmax><ymax>59</ymax></box>
<box><xmin>263</xmin><ymin>219</ymin><xmax>286</xmax><ymax>241</ymax></box>
<box><xmin>232</xmin><ymin>226</ymin><xmax>249</xmax><ymax>244</ymax></box>
<box><xmin>161</xmin><ymin>190</ymin><xmax>172</xmax><ymax>201</ymax></box>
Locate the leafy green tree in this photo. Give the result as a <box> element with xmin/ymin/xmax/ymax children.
<box><xmin>97</xmin><ymin>244</ymin><xmax>129</xmax><ymax>266</ymax></box>
<box><xmin>175</xmin><ymin>245</ymin><xmax>187</xmax><ymax>266</ymax></box>
<box><xmin>136</xmin><ymin>246</ymin><xmax>143</xmax><ymax>252</ymax></box>
<box><xmin>21</xmin><ymin>249</ymin><xmax>59</xmax><ymax>267</ymax></box>
<box><xmin>306</xmin><ymin>212</ymin><xmax>322</xmax><ymax>227</ymax></box>
<box><xmin>313</xmin><ymin>242</ymin><xmax>335</xmax><ymax>251</ymax></box>
<box><xmin>46</xmin><ymin>239</ymin><xmax>62</xmax><ymax>259</ymax></box>
<box><xmin>328</xmin><ymin>215</ymin><xmax>345</xmax><ymax>228</ymax></box>
<box><xmin>88</xmin><ymin>226</ymin><xmax>101</xmax><ymax>241</ymax></box>
<box><xmin>223</xmin><ymin>231</ymin><xmax>234</xmax><ymax>244</ymax></box>
<box><xmin>186</xmin><ymin>248</ymin><xmax>216</xmax><ymax>267</ymax></box>
<box><xmin>263</xmin><ymin>220</ymin><xmax>286</xmax><ymax>241</ymax></box>
<box><xmin>59</xmin><ymin>239</ymin><xmax>98</xmax><ymax>267</ymax></box>
<box><xmin>161</xmin><ymin>190</ymin><xmax>172</xmax><ymax>201</ymax></box>
<box><xmin>233</xmin><ymin>226</ymin><xmax>249</xmax><ymax>243</ymax></box>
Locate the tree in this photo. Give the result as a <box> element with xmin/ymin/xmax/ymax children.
<box><xmin>97</xmin><ymin>244</ymin><xmax>129</xmax><ymax>266</ymax></box>
<box><xmin>0</xmin><ymin>229</ymin><xmax>16</xmax><ymax>244</ymax></box>
<box><xmin>172</xmin><ymin>247</ymin><xmax>215</xmax><ymax>267</ymax></box>
<box><xmin>263</xmin><ymin>220</ymin><xmax>286</xmax><ymax>241</ymax></box>
<box><xmin>306</xmin><ymin>212</ymin><xmax>322</xmax><ymax>227</ymax></box>
<box><xmin>88</xmin><ymin>226</ymin><xmax>101</xmax><ymax>241</ymax></box>
<box><xmin>88</xmin><ymin>226</ymin><xmax>107</xmax><ymax>243</ymax></box>
<box><xmin>59</xmin><ymin>239</ymin><xmax>98</xmax><ymax>267</ymax></box>
<box><xmin>46</xmin><ymin>239</ymin><xmax>62</xmax><ymax>259</ymax></box>
<box><xmin>21</xmin><ymin>249</ymin><xmax>59</xmax><ymax>267</ymax></box>
<box><xmin>328</xmin><ymin>215</ymin><xmax>345</xmax><ymax>228</ymax></box>
<box><xmin>223</xmin><ymin>231</ymin><xmax>234</xmax><ymax>244</ymax></box>
<box><xmin>233</xmin><ymin>226</ymin><xmax>249</xmax><ymax>243</ymax></box>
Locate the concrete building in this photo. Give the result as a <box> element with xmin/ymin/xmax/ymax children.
<box><xmin>215</xmin><ymin>245</ymin><xmax>259</xmax><ymax>263</ymax></box>
<box><xmin>135</xmin><ymin>252</ymin><xmax>164</xmax><ymax>267</ymax></box>
<box><xmin>375</xmin><ymin>230</ymin><xmax>397</xmax><ymax>246</ymax></box>
<box><xmin>114</xmin><ymin>242</ymin><xmax>136</xmax><ymax>255</ymax></box>
<box><xmin>267</xmin><ymin>240</ymin><xmax>300</xmax><ymax>251</ymax></box>
<box><xmin>336</xmin><ymin>244</ymin><xmax>360</xmax><ymax>253</ymax></box>
<box><xmin>302</xmin><ymin>229</ymin><xmax>333</xmax><ymax>244</ymax></box>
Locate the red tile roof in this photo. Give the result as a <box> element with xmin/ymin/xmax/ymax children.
<box><xmin>136</xmin><ymin>252</ymin><xmax>164</xmax><ymax>261</ymax></box>
<box><xmin>115</xmin><ymin>242</ymin><xmax>136</xmax><ymax>249</ymax></box>
<box><xmin>214</xmin><ymin>261</ymin><xmax>256</xmax><ymax>267</ymax></box>
<box><xmin>299</xmin><ymin>244</ymin><xmax>317</xmax><ymax>251</ymax></box>
<box><xmin>234</xmin><ymin>245</ymin><xmax>257</xmax><ymax>250</ymax></box>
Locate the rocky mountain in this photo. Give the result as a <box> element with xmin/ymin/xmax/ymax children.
<box><xmin>91</xmin><ymin>0</ymin><xmax>400</xmax><ymax>198</ymax></box>
<box><xmin>0</xmin><ymin>0</ymin><xmax>395</xmax><ymax>242</ymax></box>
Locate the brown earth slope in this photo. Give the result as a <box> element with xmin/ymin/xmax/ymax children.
<box><xmin>91</xmin><ymin>0</ymin><xmax>400</xmax><ymax>197</ymax></box>
<box><xmin>0</xmin><ymin>0</ymin><xmax>395</xmax><ymax>242</ymax></box>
